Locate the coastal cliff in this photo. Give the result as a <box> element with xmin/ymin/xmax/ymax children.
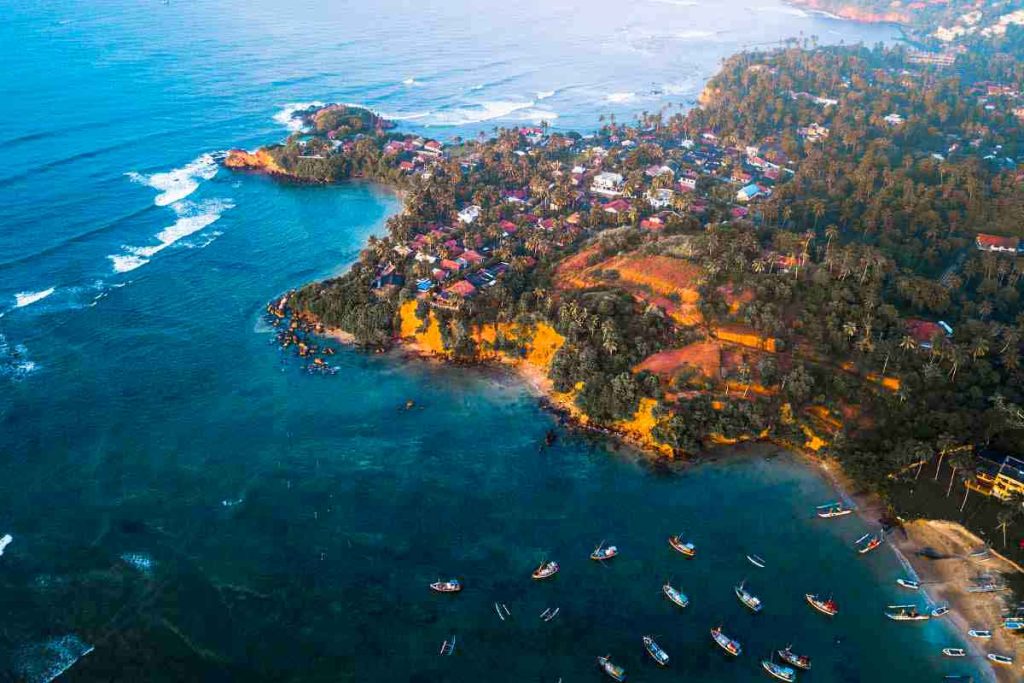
<box><xmin>224</xmin><ymin>149</ymin><xmax>287</xmax><ymax>175</ymax></box>
<box><xmin>789</xmin><ymin>0</ymin><xmax>910</xmax><ymax>24</ymax></box>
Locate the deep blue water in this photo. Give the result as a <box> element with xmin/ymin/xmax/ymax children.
<box><xmin>0</xmin><ymin>1</ymin><xmax>978</xmax><ymax>681</ymax></box>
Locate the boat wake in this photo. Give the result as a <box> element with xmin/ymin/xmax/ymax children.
<box><xmin>108</xmin><ymin>198</ymin><xmax>234</xmax><ymax>273</ymax></box>
<box><xmin>126</xmin><ymin>153</ymin><xmax>219</xmax><ymax>207</ymax></box>
<box><xmin>14</xmin><ymin>287</ymin><xmax>56</xmax><ymax>309</ymax></box>
<box><xmin>14</xmin><ymin>634</ymin><xmax>94</xmax><ymax>683</ymax></box>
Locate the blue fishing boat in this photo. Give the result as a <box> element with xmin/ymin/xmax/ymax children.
<box><xmin>643</xmin><ymin>636</ymin><xmax>669</xmax><ymax>666</ymax></box>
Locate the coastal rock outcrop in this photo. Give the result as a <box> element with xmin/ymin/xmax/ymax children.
<box><xmin>789</xmin><ymin>0</ymin><xmax>911</xmax><ymax>24</ymax></box>
<box><xmin>223</xmin><ymin>148</ymin><xmax>286</xmax><ymax>175</ymax></box>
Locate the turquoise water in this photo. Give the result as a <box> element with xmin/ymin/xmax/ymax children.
<box><xmin>0</xmin><ymin>1</ymin><xmax>976</xmax><ymax>680</ymax></box>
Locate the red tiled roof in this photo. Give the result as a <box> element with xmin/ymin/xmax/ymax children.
<box><xmin>446</xmin><ymin>280</ymin><xmax>476</xmax><ymax>297</ymax></box>
<box><xmin>976</xmin><ymin>234</ymin><xmax>1019</xmax><ymax>250</ymax></box>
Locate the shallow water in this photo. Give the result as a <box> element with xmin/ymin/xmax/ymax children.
<box><xmin>0</xmin><ymin>1</ymin><xmax>977</xmax><ymax>680</ymax></box>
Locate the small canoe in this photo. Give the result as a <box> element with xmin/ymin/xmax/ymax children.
<box><xmin>806</xmin><ymin>593</ymin><xmax>838</xmax><ymax>616</ymax></box>
<box><xmin>735</xmin><ymin>581</ymin><xmax>763</xmax><ymax>613</ymax></box>
<box><xmin>663</xmin><ymin>582</ymin><xmax>690</xmax><ymax>609</ymax></box>
<box><xmin>942</xmin><ymin>648</ymin><xmax>966</xmax><ymax>657</ymax></box>
<box><xmin>669</xmin><ymin>534</ymin><xmax>696</xmax><ymax>557</ymax></box>
<box><xmin>597</xmin><ymin>655</ymin><xmax>626</xmax><ymax>681</ymax></box>
<box><xmin>643</xmin><ymin>636</ymin><xmax>669</xmax><ymax>666</ymax></box>
<box><xmin>1004</xmin><ymin>619</ymin><xmax>1024</xmax><ymax>630</ymax></box>
<box><xmin>987</xmin><ymin>653</ymin><xmax>1013</xmax><ymax>665</ymax></box>
<box><xmin>855</xmin><ymin>532</ymin><xmax>882</xmax><ymax>554</ymax></box>
<box><xmin>747</xmin><ymin>554</ymin><xmax>766</xmax><ymax>568</ymax></box>
<box><xmin>931</xmin><ymin>605</ymin><xmax>950</xmax><ymax>618</ymax></box>
<box><xmin>968</xmin><ymin>629</ymin><xmax>992</xmax><ymax>639</ymax></box>
<box><xmin>591</xmin><ymin>543</ymin><xmax>619</xmax><ymax>561</ymax></box>
<box><xmin>439</xmin><ymin>635</ymin><xmax>456</xmax><ymax>656</ymax></box>
<box><xmin>761</xmin><ymin>659</ymin><xmax>797</xmax><ymax>682</ymax></box>
<box><xmin>532</xmin><ymin>561</ymin><xmax>559</xmax><ymax>580</ymax></box>
<box><xmin>885</xmin><ymin>604</ymin><xmax>930</xmax><ymax>621</ymax></box>
<box><xmin>711</xmin><ymin>626</ymin><xmax>741</xmax><ymax>656</ymax></box>
<box><xmin>430</xmin><ymin>579</ymin><xmax>462</xmax><ymax>593</ymax></box>
<box><xmin>896</xmin><ymin>578</ymin><xmax>920</xmax><ymax>590</ymax></box>
<box><xmin>816</xmin><ymin>502</ymin><xmax>852</xmax><ymax>518</ymax></box>
<box><xmin>778</xmin><ymin>645</ymin><xmax>811</xmax><ymax>671</ymax></box>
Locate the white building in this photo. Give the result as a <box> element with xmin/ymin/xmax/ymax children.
<box><xmin>457</xmin><ymin>205</ymin><xmax>482</xmax><ymax>224</ymax></box>
<box><xmin>645</xmin><ymin>188</ymin><xmax>675</xmax><ymax>209</ymax></box>
<box><xmin>591</xmin><ymin>171</ymin><xmax>625</xmax><ymax>197</ymax></box>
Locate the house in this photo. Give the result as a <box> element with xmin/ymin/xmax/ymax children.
<box><xmin>645</xmin><ymin>188</ymin><xmax>675</xmax><ymax>209</ymax></box>
<box><xmin>884</xmin><ymin>113</ymin><xmax>905</xmax><ymax>126</ymax></box>
<box><xmin>976</xmin><ymin>233</ymin><xmax>1020</xmax><ymax>253</ymax></box>
<box><xmin>591</xmin><ymin>171</ymin><xmax>625</xmax><ymax>197</ymax></box>
<box><xmin>640</xmin><ymin>216</ymin><xmax>665</xmax><ymax>231</ymax></box>
<box><xmin>678</xmin><ymin>175</ymin><xmax>697</xmax><ymax>192</ymax></box>
<box><xmin>499</xmin><ymin>220</ymin><xmax>518</xmax><ymax>236</ymax></box>
<box><xmin>732</xmin><ymin>170</ymin><xmax>753</xmax><ymax>185</ymax></box>
<box><xmin>799</xmin><ymin>123</ymin><xmax>830</xmax><ymax>142</ymax></box>
<box><xmin>398</xmin><ymin>160</ymin><xmax>417</xmax><ymax>173</ymax></box>
<box><xmin>461</xmin><ymin>249</ymin><xmax>484</xmax><ymax>265</ymax></box>
<box><xmin>421</xmin><ymin>140</ymin><xmax>444</xmax><ymax>156</ymax></box>
<box><xmin>457</xmin><ymin>205</ymin><xmax>482</xmax><ymax>224</ymax></box>
<box><xmin>537</xmin><ymin>218</ymin><xmax>558</xmax><ymax>231</ymax></box>
<box><xmin>973</xmin><ymin>455</ymin><xmax>1024</xmax><ymax>501</ymax></box>
<box><xmin>736</xmin><ymin>184</ymin><xmax>762</xmax><ymax>203</ymax></box>
<box><xmin>445</xmin><ymin>280</ymin><xmax>477</xmax><ymax>298</ymax></box>
<box><xmin>415</xmin><ymin>278</ymin><xmax>433</xmax><ymax>292</ymax></box>
<box><xmin>905</xmin><ymin>319</ymin><xmax>946</xmax><ymax>349</ymax></box>
<box><xmin>645</xmin><ymin>164</ymin><xmax>674</xmax><ymax>178</ymax></box>
<box><xmin>440</xmin><ymin>258</ymin><xmax>463</xmax><ymax>272</ymax></box>
<box><xmin>602</xmin><ymin>199</ymin><xmax>632</xmax><ymax>215</ymax></box>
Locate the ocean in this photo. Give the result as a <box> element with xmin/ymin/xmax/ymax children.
<box><xmin>0</xmin><ymin>0</ymin><xmax>977</xmax><ymax>680</ymax></box>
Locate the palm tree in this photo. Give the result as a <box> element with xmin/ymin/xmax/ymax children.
<box><xmin>959</xmin><ymin>461</ymin><xmax>978</xmax><ymax>513</ymax></box>
<box><xmin>996</xmin><ymin>508</ymin><xmax>1016</xmax><ymax>549</ymax></box>
<box><xmin>899</xmin><ymin>335</ymin><xmax>917</xmax><ymax>353</ymax></box>
<box><xmin>934</xmin><ymin>434</ymin><xmax>956</xmax><ymax>480</ymax></box>
<box><xmin>946</xmin><ymin>450</ymin><xmax>972</xmax><ymax>496</ymax></box>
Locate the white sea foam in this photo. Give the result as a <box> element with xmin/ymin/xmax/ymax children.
<box><xmin>536</xmin><ymin>90</ymin><xmax>556</xmax><ymax>100</ymax></box>
<box><xmin>675</xmin><ymin>29</ymin><xmax>715</xmax><ymax>40</ymax></box>
<box><xmin>0</xmin><ymin>533</ymin><xmax>12</xmax><ymax>556</ymax></box>
<box><xmin>606</xmin><ymin>91</ymin><xmax>637</xmax><ymax>103</ymax></box>
<box><xmin>0</xmin><ymin>334</ymin><xmax>36</xmax><ymax>380</ymax></box>
<box><xmin>14</xmin><ymin>287</ymin><xmax>56</xmax><ymax>309</ymax></box>
<box><xmin>15</xmin><ymin>635</ymin><xmax>94</xmax><ymax>683</ymax></box>
<box><xmin>425</xmin><ymin>100</ymin><xmax>556</xmax><ymax>126</ymax></box>
<box><xmin>126</xmin><ymin>153</ymin><xmax>219</xmax><ymax>207</ymax></box>
<box><xmin>109</xmin><ymin>198</ymin><xmax>233</xmax><ymax>273</ymax></box>
<box><xmin>650</xmin><ymin>0</ymin><xmax>698</xmax><ymax>5</ymax></box>
<box><xmin>755</xmin><ymin>5</ymin><xmax>808</xmax><ymax>17</ymax></box>
<box><xmin>402</xmin><ymin>77</ymin><xmax>423</xmax><ymax>86</ymax></box>
<box><xmin>120</xmin><ymin>552</ymin><xmax>156</xmax><ymax>574</ymax></box>
<box><xmin>272</xmin><ymin>101</ymin><xmax>325</xmax><ymax>132</ymax></box>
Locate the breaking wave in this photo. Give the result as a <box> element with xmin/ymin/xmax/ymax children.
<box><xmin>606</xmin><ymin>92</ymin><xmax>637</xmax><ymax>103</ymax></box>
<box><xmin>108</xmin><ymin>198</ymin><xmax>234</xmax><ymax>273</ymax></box>
<box><xmin>0</xmin><ymin>334</ymin><xmax>36</xmax><ymax>380</ymax></box>
<box><xmin>15</xmin><ymin>634</ymin><xmax>94</xmax><ymax>683</ymax></box>
<box><xmin>650</xmin><ymin>0</ymin><xmax>698</xmax><ymax>5</ymax></box>
<box><xmin>755</xmin><ymin>5</ymin><xmax>808</xmax><ymax>17</ymax></box>
<box><xmin>536</xmin><ymin>90</ymin><xmax>556</xmax><ymax>100</ymax></box>
<box><xmin>272</xmin><ymin>101</ymin><xmax>325</xmax><ymax>132</ymax></box>
<box><xmin>426</xmin><ymin>100</ymin><xmax>558</xmax><ymax>126</ymax></box>
<box><xmin>14</xmin><ymin>287</ymin><xmax>56</xmax><ymax>309</ymax></box>
<box><xmin>126</xmin><ymin>153</ymin><xmax>219</xmax><ymax>207</ymax></box>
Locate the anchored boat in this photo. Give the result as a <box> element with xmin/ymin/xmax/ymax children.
<box><xmin>643</xmin><ymin>636</ymin><xmax>669</xmax><ymax>666</ymax></box>
<box><xmin>778</xmin><ymin>645</ymin><xmax>811</xmax><ymax>671</ymax></box>
<box><xmin>896</xmin><ymin>578</ymin><xmax>920</xmax><ymax>590</ymax></box>
<box><xmin>885</xmin><ymin>604</ymin><xmax>930</xmax><ymax>621</ymax></box>
<box><xmin>816</xmin><ymin>502</ymin><xmax>852</xmax><ymax>518</ymax></box>
<box><xmin>591</xmin><ymin>542</ymin><xmax>619</xmax><ymax>561</ymax></box>
<box><xmin>439</xmin><ymin>635</ymin><xmax>456</xmax><ymax>656</ymax></box>
<box><xmin>597</xmin><ymin>655</ymin><xmax>626</xmax><ymax>681</ymax></box>
<box><xmin>669</xmin><ymin>533</ymin><xmax>696</xmax><ymax>557</ymax></box>
<box><xmin>747</xmin><ymin>553</ymin><xmax>766</xmax><ymax>568</ymax></box>
<box><xmin>854</xmin><ymin>532</ymin><xmax>882</xmax><ymax>554</ymax></box>
<box><xmin>806</xmin><ymin>593</ymin><xmax>838</xmax><ymax>616</ymax></box>
<box><xmin>711</xmin><ymin>626</ymin><xmax>742</xmax><ymax>656</ymax></box>
<box><xmin>968</xmin><ymin>629</ymin><xmax>992</xmax><ymax>639</ymax></box>
<box><xmin>987</xmin><ymin>653</ymin><xmax>1013</xmax><ymax>665</ymax></box>
<box><xmin>430</xmin><ymin>579</ymin><xmax>462</xmax><ymax>593</ymax></box>
<box><xmin>735</xmin><ymin>580</ymin><xmax>764</xmax><ymax>613</ymax></box>
<box><xmin>942</xmin><ymin>648</ymin><xmax>966</xmax><ymax>657</ymax></box>
<box><xmin>1004</xmin><ymin>619</ymin><xmax>1024</xmax><ymax>630</ymax></box>
<box><xmin>761</xmin><ymin>658</ymin><xmax>797</xmax><ymax>682</ymax></box>
<box><xmin>663</xmin><ymin>582</ymin><xmax>690</xmax><ymax>609</ymax></box>
<box><xmin>931</xmin><ymin>605</ymin><xmax>950</xmax><ymax>618</ymax></box>
<box><xmin>532</xmin><ymin>561</ymin><xmax>559</xmax><ymax>580</ymax></box>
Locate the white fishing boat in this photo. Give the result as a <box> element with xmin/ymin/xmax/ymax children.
<box><xmin>931</xmin><ymin>605</ymin><xmax>950</xmax><ymax>618</ymax></box>
<box><xmin>942</xmin><ymin>648</ymin><xmax>966</xmax><ymax>657</ymax></box>
<box><xmin>968</xmin><ymin>629</ymin><xmax>992</xmax><ymax>639</ymax></box>
<box><xmin>430</xmin><ymin>578</ymin><xmax>462</xmax><ymax>593</ymax></box>
<box><xmin>539</xmin><ymin>607</ymin><xmax>559</xmax><ymax>622</ymax></box>
<box><xmin>591</xmin><ymin>541</ymin><xmax>619</xmax><ymax>561</ymax></box>
<box><xmin>668</xmin><ymin>533</ymin><xmax>696</xmax><ymax>557</ymax></box>
<box><xmin>494</xmin><ymin>602</ymin><xmax>510</xmax><ymax>620</ymax></box>
<box><xmin>854</xmin><ymin>531</ymin><xmax>882</xmax><ymax>554</ymax></box>
<box><xmin>885</xmin><ymin>604</ymin><xmax>930</xmax><ymax>621</ymax></box>
<box><xmin>663</xmin><ymin>582</ymin><xmax>689</xmax><ymax>608</ymax></box>
<box><xmin>711</xmin><ymin>626</ymin><xmax>742</xmax><ymax>656</ymax></box>
<box><xmin>747</xmin><ymin>554</ymin><xmax>766</xmax><ymax>568</ymax></box>
<box><xmin>761</xmin><ymin>658</ymin><xmax>797</xmax><ymax>682</ymax></box>
<box><xmin>1004</xmin><ymin>619</ymin><xmax>1024</xmax><ymax>630</ymax></box>
<box><xmin>735</xmin><ymin>580</ymin><xmax>763</xmax><ymax>613</ymax></box>
<box><xmin>643</xmin><ymin>636</ymin><xmax>669</xmax><ymax>666</ymax></box>
<box><xmin>987</xmin><ymin>653</ymin><xmax>1013</xmax><ymax>665</ymax></box>
<box><xmin>439</xmin><ymin>635</ymin><xmax>456</xmax><ymax>656</ymax></box>
<box><xmin>896</xmin><ymin>578</ymin><xmax>920</xmax><ymax>590</ymax></box>
<box><xmin>778</xmin><ymin>645</ymin><xmax>811</xmax><ymax>671</ymax></box>
<box><xmin>816</xmin><ymin>502</ymin><xmax>852</xmax><ymax>518</ymax></box>
<box><xmin>532</xmin><ymin>561</ymin><xmax>559</xmax><ymax>580</ymax></box>
<box><xmin>806</xmin><ymin>593</ymin><xmax>838</xmax><ymax>616</ymax></box>
<box><xmin>597</xmin><ymin>655</ymin><xmax>626</xmax><ymax>681</ymax></box>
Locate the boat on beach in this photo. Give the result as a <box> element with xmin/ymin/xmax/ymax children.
<box><xmin>735</xmin><ymin>580</ymin><xmax>763</xmax><ymax>613</ymax></box>
<box><xmin>987</xmin><ymin>653</ymin><xmax>1013</xmax><ymax>665</ymax></box>
<box><xmin>967</xmin><ymin>629</ymin><xmax>992</xmax><ymax>639</ymax></box>
<box><xmin>430</xmin><ymin>579</ymin><xmax>462</xmax><ymax>593</ymax></box>
<box><xmin>597</xmin><ymin>655</ymin><xmax>626</xmax><ymax>681</ymax></box>
<box><xmin>591</xmin><ymin>541</ymin><xmax>618</xmax><ymax>561</ymax></box>
<box><xmin>643</xmin><ymin>636</ymin><xmax>669</xmax><ymax>666</ymax></box>
<box><xmin>668</xmin><ymin>533</ymin><xmax>696</xmax><ymax>557</ymax></box>
<box><xmin>532</xmin><ymin>561</ymin><xmax>559</xmax><ymax>580</ymax></box>
<box><xmin>711</xmin><ymin>626</ymin><xmax>742</xmax><ymax>656</ymax></box>
<box><xmin>1003</xmin><ymin>619</ymin><xmax>1024</xmax><ymax>630</ymax></box>
<box><xmin>816</xmin><ymin>502</ymin><xmax>852</xmax><ymax>518</ymax></box>
<box><xmin>761</xmin><ymin>658</ymin><xmax>797</xmax><ymax>682</ymax></box>
<box><xmin>663</xmin><ymin>582</ymin><xmax>690</xmax><ymax>609</ymax></box>
<box><xmin>896</xmin><ymin>578</ymin><xmax>920</xmax><ymax>590</ymax></box>
<box><xmin>885</xmin><ymin>604</ymin><xmax>930</xmax><ymax>621</ymax></box>
<box><xmin>747</xmin><ymin>553</ymin><xmax>766</xmax><ymax>568</ymax></box>
<box><xmin>778</xmin><ymin>645</ymin><xmax>811</xmax><ymax>670</ymax></box>
<box><xmin>931</xmin><ymin>605</ymin><xmax>950</xmax><ymax>618</ymax></box>
<box><xmin>942</xmin><ymin>648</ymin><xmax>966</xmax><ymax>657</ymax></box>
<box><xmin>806</xmin><ymin>593</ymin><xmax>838</xmax><ymax>616</ymax></box>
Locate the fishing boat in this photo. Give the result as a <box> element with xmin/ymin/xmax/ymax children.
<box><xmin>643</xmin><ymin>636</ymin><xmax>670</xmax><ymax>666</ymax></box>
<box><xmin>816</xmin><ymin>502</ymin><xmax>852</xmax><ymax>518</ymax></box>
<box><xmin>439</xmin><ymin>635</ymin><xmax>456</xmax><ymax>656</ymax></box>
<box><xmin>778</xmin><ymin>645</ymin><xmax>811</xmax><ymax>671</ymax></box>
<box><xmin>710</xmin><ymin>626</ymin><xmax>742</xmax><ymax>656</ymax></box>
<box><xmin>1004</xmin><ymin>619</ymin><xmax>1024</xmax><ymax>630</ymax></box>
<box><xmin>597</xmin><ymin>655</ymin><xmax>626</xmax><ymax>681</ymax></box>
<box><xmin>663</xmin><ymin>582</ymin><xmax>690</xmax><ymax>609</ymax></box>
<box><xmin>591</xmin><ymin>542</ymin><xmax>619</xmax><ymax>561</ymax></box>
<box><xmin>539</xmin><ymin>607</ymin><xmax>559</xmax><ymax>622</ymax></box>
<box><xmin>735</xmin><ymin>581</ymin><xmax>764</xmax><ymax>613</ymax></box>
<box><xmin>430</xmin><ymin>579</ymin><xmax>462</xmax><ymax>593</ymax></box>
<box><xmin>854</xmin><ymin>532</ymin><xmax>882</xmax><ymax>554</ymax></box>
<box><xmin>967</xmin><ymin>629</ymin><xmax>992</xmax><ymax>639</ymax></box>
<box><xmin>931</xmin><ymin>605</ymin><xmax>950</xmax><ymax>618</ymax></box>
<box><xmin>761</xmin><ymin>658</ymin><xmax>797</xmax><ymax>682</ymax></box>
<box><xmin>532</xmin><ymin>561</ymin><xmax>559</xmax><ymax>580</ymax></box>
<box><xmin>942</xmin><ymin>648</ymin><xmax>966</xmax><ymax>657</ymax></box>
<box><xmin>896</xmin><ymin>578</ymin><xmax>920</xmax><ymax>590</ymax></box>
<box><xmin>806</xmin><ymin>593</ymin><xmax>838</xmax><ymax>616</ymax></box>
<box><xmin>747</xmin><ymin>554</ymin><xmax>766</xmax><ymax>568</ymax></box>
<box><xmin>987</xmin><ymin>653</ymin><xmax>1013</xmax><ymax>665</ymax></box>
<box><xmin>494</xmin><ymin>602</ymin><xmax>510</xmax><ymax>621</ymax></box>
<box><xmin>668</xmin><ymin>534</ymin><xmax>696</xmax><ymax>557</ymax></box>
<box><xmin>885</xmin><ymin>604</ymin><xmax>930</xmax><ymax>621</ymax></box>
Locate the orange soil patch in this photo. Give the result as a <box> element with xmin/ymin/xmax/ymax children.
<box><xmin>635</xmin><ymin>341</ymin><xmax>722</xmax><ymax>379</ymax></box>
<box><xmin>714</xmin><ymin>324</ymin><xmax>777</xmax><ymax>353</ymax></box>
<box><xmin>473</xmin><ymin>321</ymin><xmax>565</xmax><ymax>369</ymax></box>
<box><xmin>616</xmin><ymin>398</ymin><xmax>674</xmax><ymax>456</ymax></box>
<box><xmin>806</xmin><ymin>405</ymin><xmax>843</xmax><ymax>431</ymax></box>
<box><xmin>718</xmin><ymin>284</ymin><xmax>754</xmax><ymax>314</ymax></box>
